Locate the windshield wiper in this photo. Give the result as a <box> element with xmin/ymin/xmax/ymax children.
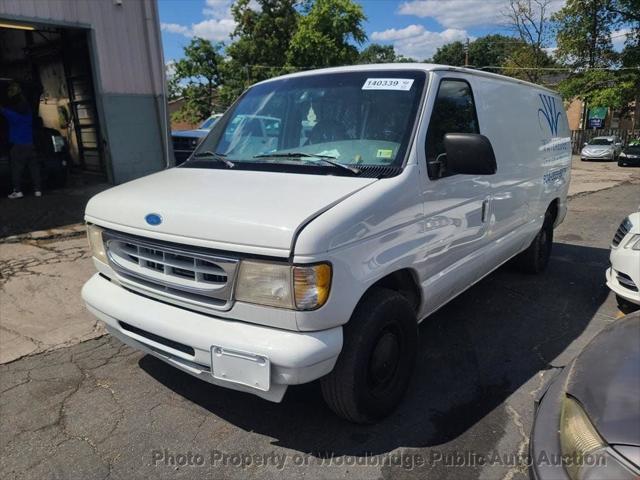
<box><xmin>193</xmin><ymin>151</ymin><xmax>235</xmax><ymax>168</ymax></box>
<box><xmin>253</xmin><ymin>152</ymin><xmax>360</xmax><ymax>175</ymax></box>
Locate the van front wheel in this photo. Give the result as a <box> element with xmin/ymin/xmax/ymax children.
<box><xmin>320</xmin><ymin>288</ymin><xmax>418</xmax><ymax>424</ymax></box>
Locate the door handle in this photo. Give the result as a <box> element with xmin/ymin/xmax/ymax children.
<box><xmin>481</xmin><ymin>199</ymin><xmax>490</xmax><ymax>223</ymax></box>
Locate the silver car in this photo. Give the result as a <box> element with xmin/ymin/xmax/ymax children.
<box><xmin>580</xmin><ymin>136</ymin><xmax>624</xmax><ymax>161</ymax></box>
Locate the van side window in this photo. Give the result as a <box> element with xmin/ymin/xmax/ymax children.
<box><xmin>425</xmin><ymin>79</ymin><xmax>479</xmax><ymax>179</ymax></box>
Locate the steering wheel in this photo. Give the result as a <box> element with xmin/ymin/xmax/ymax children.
<box><xmin>307</xmin><ymin>119</ymin><xmax>347</xmax><ymax>145</ymax></box>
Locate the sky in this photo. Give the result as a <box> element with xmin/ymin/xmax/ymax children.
<box><xmin>158</xmin><ymin>0</ymin><xmax>629</xmax><ymax>64</ymax></box>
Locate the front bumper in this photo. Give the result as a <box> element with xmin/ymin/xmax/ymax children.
<box><xmin>82</xmin><ymin>274</ymin><xmax>342</xmax><ymax>402</ymax></box>
<box><xmin>618</xmin><ymin>155</ymin><xmax>640</xmax><ymax>166</ymax></box>
<box><xmin>606</xmin><ymin>242</ymin><xmax>640</xmax><ymax>306</ymax></box>
<box><xmin>581</xmin><ymin>151</ymin><xmax>614</xmax><ymax>161</ymax></box>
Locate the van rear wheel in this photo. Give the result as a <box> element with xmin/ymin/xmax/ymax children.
<box><xmin>320</xmin><ymin>287</ymin><xmax>417</xmax><ymax>424</ymax></box>
<box><xmin>513</xmin><ymin>210</ymin><xmax>554</xmax><ymax>274</ymax></box>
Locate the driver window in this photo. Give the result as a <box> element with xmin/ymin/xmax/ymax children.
<box><xmin>425</xmin><ymin>79</ymin><xmax>479</xmax><ymax>179</ymax></box>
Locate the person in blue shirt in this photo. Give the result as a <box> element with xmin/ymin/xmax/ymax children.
<box><xmin>1</xmin><ymin>82</ymin><xmax>41</xmax><ymax>199</ymax></box>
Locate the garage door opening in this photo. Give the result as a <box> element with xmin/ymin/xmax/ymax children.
<box><xmin>1</xmin><ymin>21</ymin><xmax>110</xmax><ymax>237</ymax></box>
<box><xmin>1</xmin><ymin>22</ymin><xmax>107</xmax><ymax>178</ymax></box>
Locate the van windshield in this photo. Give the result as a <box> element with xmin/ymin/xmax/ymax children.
<box><xmin>190</xmin><ymin>70</ymin><xmax>427</xmax><ymax>175</ymax></box>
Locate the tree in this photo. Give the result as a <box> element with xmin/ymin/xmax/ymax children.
<box><xmin>505</xmin><ymin>0</ymin><xmax>557</xmax><ymax>82</ymax></box>
<box><xmin>553</xmin><ymin>0</ymin><xmax>617</xmax><ymax>69</ymax></box>
<box><xmin>357</xmin><ymin>43</ymin><xmax>415</xmax><ymax>63</ymax></box>
<box><xmin>608</xmin><ymin>0</ymin><xmax>640</xmax><ymax>125</ymax></box>
<box><xmin>165</xmin><ymin>62</ymin><xmax>181</xmax><ymax>101</ymax></box>
<box><xmin>501</xmin><ymin>46</ymin><xmax>557</xmax><ymax>81</ymax></box>
<box><xmin>469</xmin><ymin>34</ymin><xmax>529</xmax><ymax>72</ymax></box>
<box><xmin>286</xmin><ymin>0</ymin><xmax>367</xmax><ymax>68</ymax></box>
<box><xmin>358</xmin><ymin>44</ymin><xmax>397</xmax><ymax>63</ymax></box>
<box><xmin>220</xmin><ymin>0</ymin><xmax>300</xmax><ymax>106</ymax></box>
<box><xmin>172</xmin><ymin>38</ymin><xmax>225</xmax><ymax>123</ymax></box>
<box><xmin>553</xmin><ymin>0</ymin><xmax>630</xmax><ymax>127</ymax></box>
<box><xmin>431</xmin><ymin>41</ymin><xmax>466</xmax><ymax>66</ymax></box>
<box><xmin>430</xmin><ymin>34</ymin><xmax>530</xmax><ymax>72</ymax></box>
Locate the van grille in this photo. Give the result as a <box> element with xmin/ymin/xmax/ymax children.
<box><xmin>612</xmin><ymin>217</ymin><xmax>632</xmax><ymax>247</ymax></box>
<box><xmin>103</xmin><ymin>231</ymin><xmax>239</xmax><ymax>311</ymax></box>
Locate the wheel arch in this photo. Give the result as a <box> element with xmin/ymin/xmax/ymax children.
<box><xmin>548</xmin><ymin>198</ymin><xmax>560</xmax><ymax>227</ymax></box>
<box><xmin>356</xmin><ymin>268</ymin><xmax>422</xmax><ymax>316</ymax></box>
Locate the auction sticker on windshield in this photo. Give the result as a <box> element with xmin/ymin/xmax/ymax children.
<box><xmin>362</xmin><ymin>78</ymin><xmax>414</xmax><ymax>91</ymax></box>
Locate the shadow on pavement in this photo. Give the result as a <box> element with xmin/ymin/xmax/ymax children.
<box><xmin>0</xmin><ymin>174</ymin><xmax>109</xmax><ymax>238</ymax></box>
<box><xmin>139</xmin><ymin>242</ymin><xmax>610</xmax><ymax>456</ymax></box>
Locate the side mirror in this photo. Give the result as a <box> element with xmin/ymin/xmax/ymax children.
<box><xmin>583</xmin><ymin>142</ymin><xmax>588</xmax><ymax>147</ymax></box>
<box><xmin>443</xmin><ymin>133</ymin><xmax>497</xmax><ymax>175</ymax></box>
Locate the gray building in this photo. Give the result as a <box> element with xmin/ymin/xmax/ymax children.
<box><xmin>0</xmin><ymin>0</ymin><xmax>170</xmax><ymax>184</ymax></box>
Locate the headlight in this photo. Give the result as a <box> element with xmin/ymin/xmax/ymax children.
<box><xmin>86</xmin><ymin>224</ymin><xmax>107</xmax><ymax>263</ymax></box>
<box><xmin>624</xmin><ymin>234</ymin><xmax>640</xmax><ymax>250</ymax></box>
<box><xmin>235</xmin><ymin>261</ymin><xmax>331</xmax><ymax>310</ymax></box>
<box><xmin>560</xmin><ymin>395</ymin><xmax>606</xmax><ymax>480</ymax></box>
<box><xmin>619</xmin><ymin>152</ymin><xmax>627</xmax><ymax>158</ymax></box>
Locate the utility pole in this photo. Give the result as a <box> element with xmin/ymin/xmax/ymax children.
<box><xmin>464</xmin><ymin>38</ymin><xmax>470</xmax><ymax>67</ymax></box>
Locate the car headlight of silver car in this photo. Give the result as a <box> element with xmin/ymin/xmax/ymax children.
<box><xmin>235</xmin><ymin>261</ymin><xmax>331</xmax><ymax>310</ymax></box>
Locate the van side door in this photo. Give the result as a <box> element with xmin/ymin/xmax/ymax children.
<box><xmin>417</xmin><ymin>74</ymin><xmax>493</xmax><ymax>316</ymax></box>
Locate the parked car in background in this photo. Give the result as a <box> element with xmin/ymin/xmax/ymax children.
<box><xmin>83</xmin><ymin>64</ymin><xmax>571</xmax><ymax>423</ymax></box>
<box><xmin>580</xmin><ymin>136</ymin><xmax>624</xmax><ymax>161</ymax></box>
<box><xmin>607</xmin><ymin>213</ymin><xmax>640</xmax><ymax>312</ymax></box>
<box><xmin>618</xmin><ymin>144</ymin><xmax>640</xmax><ymax>167</ymax></box>
<box><xmin>171</xmin><ymin>113</ymin><xmax>223</xmax><ymax>165</ymax></box>
<box><xmin>530</xmin><ymin>311</ymin><xmax>640</xmax><ymax>480</ymax></box>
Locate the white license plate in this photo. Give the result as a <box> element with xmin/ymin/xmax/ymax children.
<box><xmin>210</xmin><ymin>346</ymin><xmax>270</xmax><ymax>391</ymax></box>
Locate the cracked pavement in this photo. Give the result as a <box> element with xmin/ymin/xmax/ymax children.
<box><xmin>1</xmin><ymin>175</ymin><xmax>639</xmax><ymax>479</ymax></box>
<box><xmin>0</xmin><ymin>235</ymin><xmax>105</xmax><ymax>362</ymax></box>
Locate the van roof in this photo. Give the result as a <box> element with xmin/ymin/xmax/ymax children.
<box><xmin>256</xmin><ymin>63</ymin><xmax>559</xmax><ymax>94</ymax></box>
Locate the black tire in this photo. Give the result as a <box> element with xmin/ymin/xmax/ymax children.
<box><xmin>616</xmin><ymin>294</ymin><xmax>639</xmax><ymax>314</ymax></box>
<box><xmin>618</xmin><ymin>161</ymin><xmax>625</xmax><ymax>167</ymax></box>
<box><xmin>320</xmin><ymin>287</ymin><xmax>418</xmax><ymax>424</ymax></box>
<box><xmin>513</xmin><ymin>210</ymin><xmax>554</xmax><ymax>274</ymax></box>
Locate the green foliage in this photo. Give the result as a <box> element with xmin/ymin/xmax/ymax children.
<box><xmin>553</xmin><ymin>0</ymin><xmax>639</xmax><ymax>122</ymax></box>
<box><xmin>557</xmin><ymin>69</ymin><xmax>637</xmax><ymax>108</ymax></box>
<box><xmin>286</xmin><ymin>0</ymin><xmax>367</xmax><ymax>68</ymax></box>
<box><xmin>553</xmin><ymin>0</ymin><xmax>617</xmax><ymax>68</ymax></box>
<box><xmin>357</xmin><ymin>43</ymin><xmax>414</xmax><ymax>64</ymax></box>
<box><xmin>431</xmin><ymin>34</ymin><xmax>530</xmax><ymax>73</ymax></box>
<box><xmin>469</xmin><ymin>34</ymin><xmax>528</xmax><ymax>72</ymax></box>
<box><xmin>358</xmin><ymin>44</ymin><xmax>398</xmax><ymax>64</ymax></box>
<box><xmin>501</xmin><ymin>45</ymin><xmax>557</xmax><ymax>82</ymax></box>
<box><xmin>431</xmin><ymin>41</ymin><xmax>466</xmax><ymax>66</ymax></box>
<box><xmin>171</xmin><ymin>38</ymin><xmax>225</xmax><ymax>123</ymax></box>
<box><xmin>221</xmin><ymin>0</ymin><xmax>300</xmax><ymax>105</ymax></box>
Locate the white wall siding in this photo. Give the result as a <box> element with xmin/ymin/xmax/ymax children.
<box><xmin>0</xmin><ymin>0</ymin><xmax>165</xmax><ymax>95</ymax></box>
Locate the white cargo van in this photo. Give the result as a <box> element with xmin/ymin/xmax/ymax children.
<box><xmin>82</xmin><ymin>64</ymin><xmax>571</xmax><ymax>423</ymax></box>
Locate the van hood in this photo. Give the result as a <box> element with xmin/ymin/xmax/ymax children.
<box><xmin>85</xmin><ymin>168</ymin><xmax>377</xmax><ymax>256</ymax></box>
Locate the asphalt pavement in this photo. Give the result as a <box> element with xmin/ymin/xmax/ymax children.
<box><xmin>1</xmin><ymin>181</ymin><xmax>640</xmax><ymax>480</ymax></box>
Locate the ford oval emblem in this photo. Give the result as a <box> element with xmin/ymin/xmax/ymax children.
<box><xmin>145</xmin><ymin>213</ymin><xmax>162</xmax><ymax>226</ymax></box>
